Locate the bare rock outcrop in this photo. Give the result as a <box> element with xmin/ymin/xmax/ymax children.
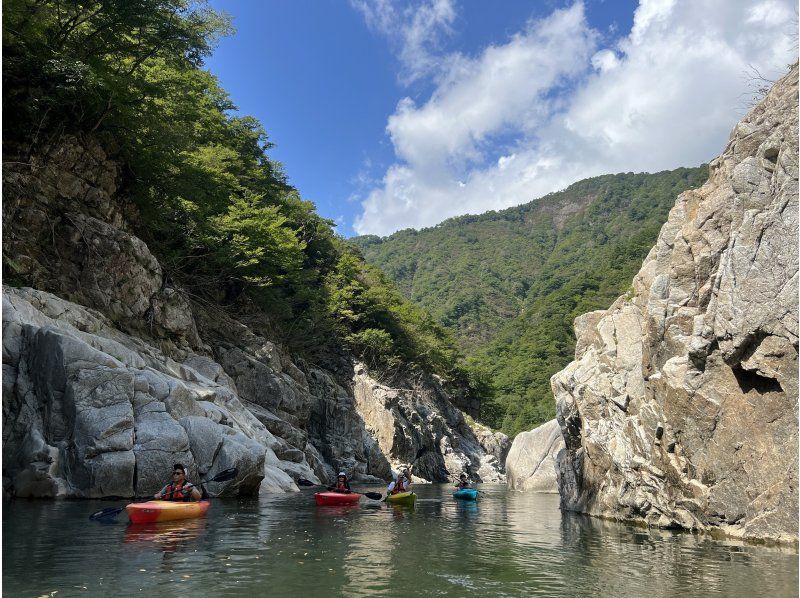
<box><xmin>506</xmin><ymin>419</ymin><xmax>563</xmax><ymax>493</ymax></box>
<box><xmin>552</xmin><ymin>64</ymin><xmax>799</xmax><ymax>543</ymax></box>
<box><xmin>2</xmin><ymin>135</ymin><xmax>508</xmax><ymax>497</ymax></box>
<box><xmin>3</xmin><ymin>136</ymin><xmax>201</xmax><ymax>353</ymax></box>
<box><xmin>2</xmin><ymin>286</ymin><xmax>277</xmax><ymax>497</ymax></box>
<box><xmin>353</xmin><ymin>365</ymin><xmax>510</xmax><ymax>482</ymax></box>
<box><xmin>2</xmin><ymin>280</ymin><xmax>507</xmax><ymax>497</ymax></box>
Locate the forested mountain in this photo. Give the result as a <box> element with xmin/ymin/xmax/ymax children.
<box><xmin>352</xmin><ymin>167</ymin><xmax>709</xmax><ymax>435</ymax></box>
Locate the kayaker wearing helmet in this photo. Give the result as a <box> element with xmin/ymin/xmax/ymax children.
<box><xmin>330</xmin><ymin>472</ymin><xmax>351</xmax><ymax>493</ymax></box>
<box><xmin>154</xmin><ymin>463</ymin><xmax>202</xmax><ymax>502</ymax></box>
<box><xmin>387</xmin><ymin>466</ymin><xmax>412</xmax><ymax>495</ymax></box>
<box><xmin>454</xmin><ymin>473</ymin><xmax>470</xmax><ymax>489</ymax></box>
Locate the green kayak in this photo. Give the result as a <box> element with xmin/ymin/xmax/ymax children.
<box><xmin>386</xmin><ymin>491</ymin><xmax>416</xmax><ymax>506</ymax></box>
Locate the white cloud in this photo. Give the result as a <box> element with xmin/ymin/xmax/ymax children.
<box><xmin>591</xmin><ymin>49</ymin><xmax>620</xmax><ymax>72</ymax></box>
<box><xmin>354</xmin><ymin>0</ymin><xmax>797</xmax><ymax>236</ymax></box>
<box><xmin>350</xmin><ymin>0</ymin><xmax>456</xmax><ymax>83</ymax></box>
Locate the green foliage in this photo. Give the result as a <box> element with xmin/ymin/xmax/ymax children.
<box><xmin>3</xmin><ymin>0</ymin><xmax>472</xmax><ymax>392</ymax></box>
<box><xmin>353</xmin><ymin>167</ymin><xmax>709</xmax><ymax>436</ymax></box>
<box><xmin>208</xmin><ymin>192</ymin><xmax>306</xmax><ymax>286</ymax></box>
<box><xmin>323</xmin><ymin>245</ymin><xmax>466</xmax><ymax>379</ymax></box>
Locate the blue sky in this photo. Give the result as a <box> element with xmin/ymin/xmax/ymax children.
<box><xmin>207</xmin><ymin>1</ymin><xmax>795</xmax><ymax>237</ymax></box>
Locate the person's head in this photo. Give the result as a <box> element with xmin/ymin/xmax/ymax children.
<box><xmin>337</xmin><ymin>471</ymin><xmax>347</xmax><ymax>481</ymax></box>
<box><xmin>460</xmin><ymin>473</ymin><xmax>467</xmax><ymax>481</ymax></box>
<box><xmin>402</xmin><ymin>468</ymin><xmax>410</xmax><ymax>479</ymax></box>
<box><xmin>173</xmin><ymin>463</ymin><xmax>186</xmax><ymax>482</ymax></box>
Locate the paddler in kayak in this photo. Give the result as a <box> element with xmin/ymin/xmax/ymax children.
<box><xmin>454</xmin><ymin>473</ymin><xmax>470</xmax><ymax>489</ymax></box>
<box><xmin>329</xmin><ymin>471</ymin><xmax>352</xmax><ymax>493</ymax></box>
<box><xmin>386</xmin><ymin>466</ymin><xmax>412</xmax><ymax>495</ymax></box>
<box><xmin>154</xmin><ymin>463</ymin><xmax>202</xmax><ymax>502</ymax></box>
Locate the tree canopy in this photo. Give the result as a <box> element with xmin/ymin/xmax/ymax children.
<box><xmin>3</xmin><ymin>0</ymin><xmax>474</xmax><ymax>395</ymax></box>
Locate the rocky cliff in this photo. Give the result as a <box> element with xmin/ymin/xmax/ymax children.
<box><xmin>551</xmin><ymin>64</ymin><xmax>798</xmax><ymax>543</ymax></box>
<box><xmin>505</xmin><ymin>419</ymin><xmax>563</xmax><ymax>493</ymax></box>
<box><xmin>2</xmin><ymin>136</ymin><xmax>508</xmax><ymax>498</ymax></box>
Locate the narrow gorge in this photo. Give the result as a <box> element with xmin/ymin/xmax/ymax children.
<box><xmin>2</xmin><ymin>136</ymin><xmax>509</xmax><ymax>499</ymax></box>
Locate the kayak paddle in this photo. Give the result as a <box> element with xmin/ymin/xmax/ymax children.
<box><xmin>297</xmin><ymin>478</ymin><xmax>383</xmax><ymax>501</ymax></box>
<box><xmin>89</xmin><ymin>467</ymin><xmax>239</xmax><ymax>521</ymax></box>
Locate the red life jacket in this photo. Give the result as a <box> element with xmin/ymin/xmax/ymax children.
<box><xmin>335</xmin><ymin>480</ymin><xmax>348</xmax><ymax>491</ymax></box>
<box><xmin>163</xmin><ymin>482</ymin><xmax>192</xmax><ymax>501</ymax></box>
<box><xmin>392</xmin><ymin>477</ymin><xmax>407</xmax><ymax>494</ymax></box>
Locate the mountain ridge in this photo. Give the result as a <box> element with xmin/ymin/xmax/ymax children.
<box><xmin>352</xmin><ymin>166</ymin><xmax>710</xmax><ymax>435</ymax></box>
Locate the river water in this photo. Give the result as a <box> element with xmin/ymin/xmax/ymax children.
<box><xmin>3</xmin><ymin>484</ymin><xmax>797</xmax><ymax>597</ymax></box>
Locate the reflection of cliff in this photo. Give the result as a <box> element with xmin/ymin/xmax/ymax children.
<box><xmin>504</xmin><ymin>492</ymin><xmax>564</xmax><ymax>552</ymax></box>
<box><xmin>340</xmin><ymin>506</ymin><xmax>397</xmax><ymax>593</ymax></box>
<box><xmin>553</xmin><ymin>64</ymin><xmax>799</xmax><ymax>543</ymax></box>
<box><xmin>558</xmin><ymin>514</ymin><xmax>797</xmax><ymax>596</ymax></box>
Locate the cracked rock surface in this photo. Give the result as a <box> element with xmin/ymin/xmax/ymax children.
<box><xmin>551</xmin><ymin>64</ymin><xmax>798</xmax><ymax>543</ymax></box>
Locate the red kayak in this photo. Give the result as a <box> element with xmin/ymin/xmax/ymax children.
<box><xmin>314</xmin><ymin>491</ymin><xmax>361</xmax><ymax>506</ymax></box>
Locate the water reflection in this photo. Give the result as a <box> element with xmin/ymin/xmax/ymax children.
<box><xmin>3</xmin><ymin>487</ymin><xmax>797</xmax><ymax>597</ymax></box>
<box><xmin>557</xmin><ymin>509</ymin><xmax>797</xmax><ymax>597</ymax></box>
<box><xmin>124</xmin><ymin>517</ymin><xmax>208</xmax><ymax>552</ymax></box>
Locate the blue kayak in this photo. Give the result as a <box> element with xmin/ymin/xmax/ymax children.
<box><xmin>453</xmin><ymin>488</ymin><xmax>478</xmax><ymax>500</ymax></box>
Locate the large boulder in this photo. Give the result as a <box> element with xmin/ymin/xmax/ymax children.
<box><xmin>506</xmin><ymin>419</ymin><xmax>563</xmax><ymax>493</ymax></box>
<box><xmin>551</xmin><ymin>64</ymin><xmax>799</xmax><ymax>543</ymax></box>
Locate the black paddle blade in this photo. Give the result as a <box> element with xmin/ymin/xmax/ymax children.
<box><xmin>363</xmin><ymin>492</ymin><xmax>383</xmax><ymax>501</ymax></box>
<box><xmin>89</xmin><ymin>505</ymin><xmax>125</xmax><ymax>521</ymax></box>
<box><xmin>210</xmin><ymin>467</ymin><xmax>238</xmax><ymax>483</ymax></box>
<box><xmin>297</xmin><ymin>478</ymin><xmax>316</xmax><ymax>487</ymax></box>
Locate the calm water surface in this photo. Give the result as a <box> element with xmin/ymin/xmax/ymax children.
<box><xmin>3</xmin><ymin>485</ymin><xmax>798</xmax><ymax>597</ymax></box>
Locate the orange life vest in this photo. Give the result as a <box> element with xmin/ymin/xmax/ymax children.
<box><xmin>163</xmin><ymin>482</ymin><xmax>193</xmax><ymax>501</ymax></box>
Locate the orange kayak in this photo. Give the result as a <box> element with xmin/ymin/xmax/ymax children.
<box><xmin>126</xmin><ymin>500</ymin><xmax>210</xmax><ymax>524</ymax></box>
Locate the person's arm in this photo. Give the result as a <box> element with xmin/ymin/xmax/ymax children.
<box><xmin>154</xmin><ymin>484</ymin><xmax>169</xmax><ymax>499</ymax></box>
<box><xmin>387</xmin><ymin>481</ymin><xmax>396</xmax><ymax>494</ymax></box>
<box><xmin>186</xmin><ymin>483</ymin><xmax>202</xmax><ymax>501</ymax></box>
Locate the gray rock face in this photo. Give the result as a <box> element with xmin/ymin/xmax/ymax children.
<box><xmin>506</xmin><ymin>419</ymin><xmax>563</xmax><ymax>493</ymax></box>
<box><xmin>352</xmin><ymin>364</ymin><xmax>510</xmax><ymax>483</ymax></box>
<box><xmin>3</xmin><ymin>136</ymin><xmax>201</xmax><ymax>352</ymax></box>
<box><xmin>2</xmin><ymin>284</ymin><xmax>507</xmax><ymax>497</ymax></box>
<box><xmin>2</xmin><ymin>287</ymin><xmax>275</xmax><ymax>497</ymax></box>
<box><xmin>552</xmin><ymin>65</ymin><xmax>799</xmax><ymax>543</ymax></box>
